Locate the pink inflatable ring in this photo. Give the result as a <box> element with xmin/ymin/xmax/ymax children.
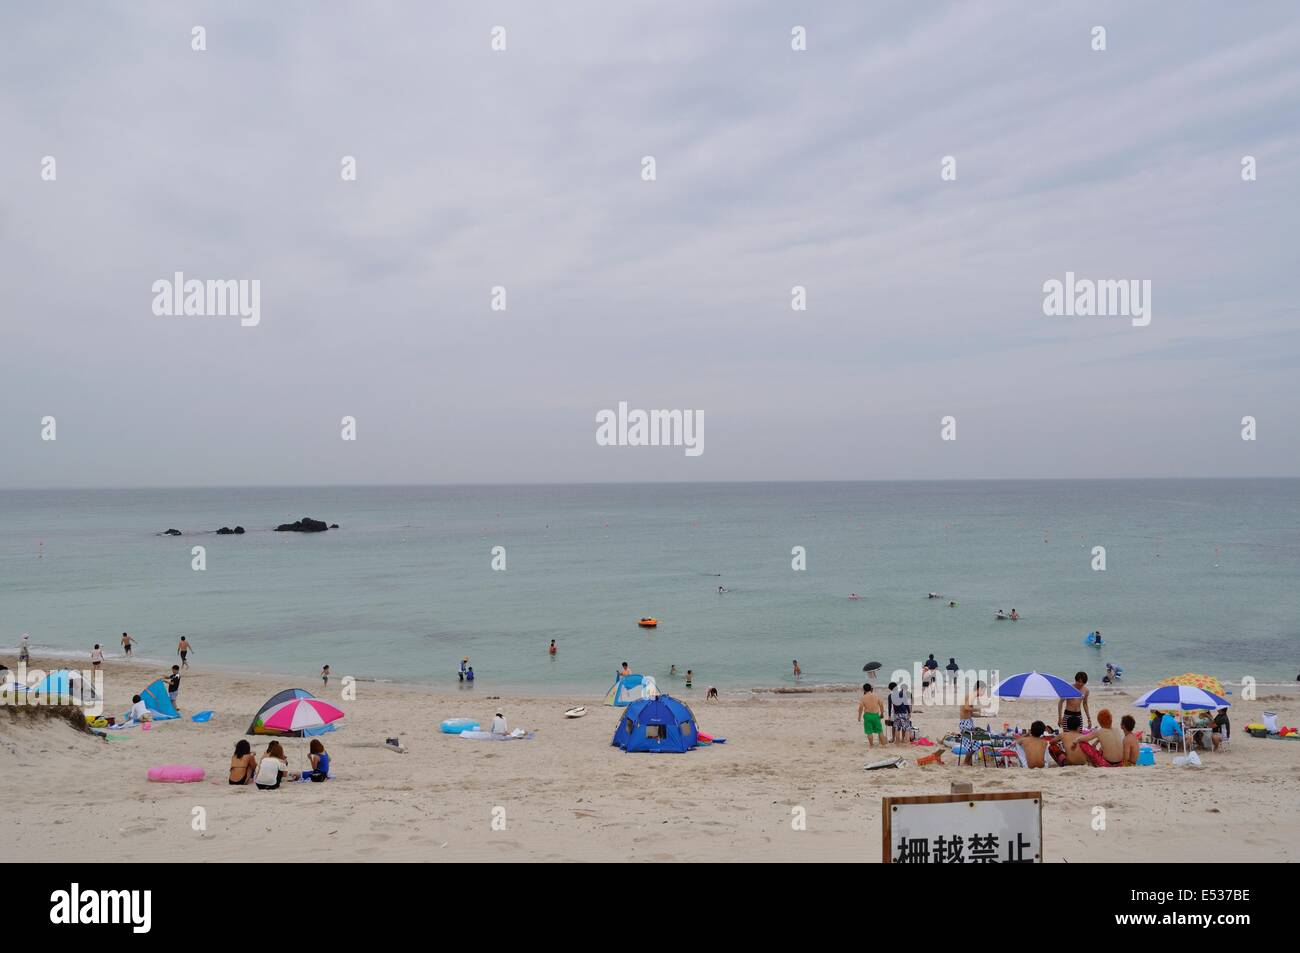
<box><xmin>147</xmin><ymin>764</ymin><xmax>205</xmax><ymax>783</ymax></box>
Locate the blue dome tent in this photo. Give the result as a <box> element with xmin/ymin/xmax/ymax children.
<box><xmin>603</xmin><ymin>673</ymin><xmax>658</xmax><ymax>707</ymax></box>
<box><xmin>611</xmin><ymin>695</ymin><xmax>699</xmax><ymax>753</ymax></box>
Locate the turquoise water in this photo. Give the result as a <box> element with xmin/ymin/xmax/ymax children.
<box><xmin>2</xmin><ymin>481</ymin><xmax>1297</xmax><ymax>691</ymax></box>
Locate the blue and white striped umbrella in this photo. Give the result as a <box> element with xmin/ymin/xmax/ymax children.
<box><xmin>1133</xmin><ymin>684</ymin><xmax>1230</xmax><ymax>711</ymax></box>
<box><xmin>995</xmin><ymin>672</ymin><xmax>1082</xmax><ymax>699</ymax></box>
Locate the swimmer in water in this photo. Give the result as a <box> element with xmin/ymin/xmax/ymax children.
<box><xmin>1010</xmin><ymin>609</ymin><xmax>1019</xmax><ymax>621</ymax></box>
<box><xmin>949</xmin><ymin>601</ymin><xmax>957</xmax><ymax>607</ymax></box>
<box><xmin>849</xmin><ymin>593</ymin><xmax>860</xmax><ymax>600</ymax></box>
<box><xmin>717</xmin><ymin>585</ymin><xmax>727</xmax><ymax>593</ymax></box>
<box><xmin>548</xmin><ymin>640</ymin><xmax>557</xmax><ymax>655</ymax></box>
<box><xmin>928</xmin><ymin>592</ymin><xmax>941</xmax><ymax>599</ymax></box>
<box><xmin>792</xmin><ymin>659</ymin><xmax>802</xmax><ymax>677</ymax></box>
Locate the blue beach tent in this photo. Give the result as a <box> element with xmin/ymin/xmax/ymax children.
<box><xmin>603</xmin><ymin>673</ymin><xmax>658</xmax><ymax>707</ymax></box>
<box><xmin>139</xmin><ymin>678</ymin><xmax>180</xmax><ymax>720</ymax></box>
<box><xmin>27</xmin><ymin>669</ymin><xmax>101</xmax><ymax>704</ymax></box>
<box><xmin>611</xmin><ymin>695</ymin><xmax>699</xmax><ymax>753</ymax></box>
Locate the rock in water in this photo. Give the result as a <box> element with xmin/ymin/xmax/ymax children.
<box><xmin>160</xmin><ymin>529</ymin><xmax>183</xmax><ymax>536</ymax></box>
<box><xmin>275</xmin><ymin>517</ymin><xmax>331</xmax><ymax>533</ymax></box>
<box><xmin>234</xmin><ymin>526</ymin><xmax>245</xmax><ymax>534</ymax></box>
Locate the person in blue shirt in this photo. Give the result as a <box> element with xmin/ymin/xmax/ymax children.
<box><xmin>300</xmin><ymin>739</ymin><xmax>330</xmax><ymax>782</ymax></box>
<box><xmin>465</xmin><ymin>666</ymin><xmax>475</xmax><ymax>683</ymax></box>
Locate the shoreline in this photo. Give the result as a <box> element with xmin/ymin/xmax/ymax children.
<box><xmin>7</xmin><ymin>652</ymin><xmax>1300</xmax><ymax>703</ymax></box>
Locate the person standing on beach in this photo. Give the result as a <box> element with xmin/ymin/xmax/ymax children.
<box><xmin>1058</xmin><ymin>671</ymin><xmax>1091</xmax><ymax>731</ymax></box>
<box><xmin>18</xmin><ymin>634</ymin><xmax>30</xmax><ymax>664</ymax></box>
<box><xmin>121</xmin><ymin>632</ymin><xmax>134</xmax><ymax>656</ymax></box>
<box><xmin>321</xmin><ymin>665</ymin><xmax>331</xmax><ymax>688</ymax></box>
<box><xmin>176</xmin><ymin>636</ymin><xmax>193</xmax><ymax>669</ymax></box>
<box><xmin>857</xmin><ymin>684</ymin><xmax>886</xmax><ymax>749</ymax></box>
<box><xmin>90</xmin><ymin>644</ymin><xmax>104</xmax><ymax>670</ymax></box>
<box><xmin>166</xmin><ymin>665</ymin><xmax>181</xmax><ymax>706</ymax></box>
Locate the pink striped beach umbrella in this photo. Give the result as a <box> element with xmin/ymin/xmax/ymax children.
<box><xmin>259</xmin><ymin>697</ymin><xmax>345</xmax><ymax>733</ymax></box>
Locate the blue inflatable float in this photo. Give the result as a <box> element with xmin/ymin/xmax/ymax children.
<box><xmin>440</xmin><ymin>718</ymin><xmax>480</xmax><ymax>734</ymax></box>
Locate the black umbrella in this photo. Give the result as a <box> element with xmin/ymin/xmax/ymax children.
<box><xmin>863</xmin><ymin>661</ymin><xmax>882</xmax><ymax>672</ymax></box>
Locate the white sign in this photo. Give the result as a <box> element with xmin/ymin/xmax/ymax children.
<box><xmin>883</xmin><ymin>792</ymin><xmax>1042</xmax><ymax>863</ymax></box>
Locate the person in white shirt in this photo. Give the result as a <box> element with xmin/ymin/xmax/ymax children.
<box><xmin>490</xmin><ymin>712</ymin><xmax>508</xmax><ymax>735</ymax></box>
<box><xmin>90</xmin><ymin>644</ymin><xmax>104</xmax><ymax>668</ymax></box>
<box><xmin>256</xmin><ymin>741</ymin><xmax>296</xmax><ymax>789</ymax></box>
<box><xmin>128</xmin><ymin>694</ymin><xmax>148</xmax><ymax>722</ymax></box>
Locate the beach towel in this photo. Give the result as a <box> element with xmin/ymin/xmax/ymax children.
<box><xmin>190</xmin><ymin>710</ymin><xmax>215</xmax><ymax>723</ymax></box>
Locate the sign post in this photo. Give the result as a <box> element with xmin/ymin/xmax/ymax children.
<box><xmin>882</xmin><ymin>791</ymin><xmax>1043</xmax><ymax>863</ymax></box>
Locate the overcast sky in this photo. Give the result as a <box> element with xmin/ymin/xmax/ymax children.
<box><xmin>1</xmin><ymin>1</ymin><xmax>1297</xmax><ymax>488</ymax></box>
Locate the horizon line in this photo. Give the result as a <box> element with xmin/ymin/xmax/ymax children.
<box><xmin>2</xmin><ymin>475</ymin><xmax>1298</xmax><ymax>492</ymax></box>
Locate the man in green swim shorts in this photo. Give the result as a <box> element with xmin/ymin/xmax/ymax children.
<box><xmin>857</xmin><ymin>683</ymin><xmax>886</xmax><ymax>748</ymax></box>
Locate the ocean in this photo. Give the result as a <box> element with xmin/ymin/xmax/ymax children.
<box><xmin>2</xmin><ymin>481</ymin><xmax>1297</xmax><ymax>693</ymax></box>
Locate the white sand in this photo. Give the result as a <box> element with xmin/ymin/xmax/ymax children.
<box><xmin>2</xmin><ymin>658</ymin><xmax>1297</xmax><ymax>862</ymax></box>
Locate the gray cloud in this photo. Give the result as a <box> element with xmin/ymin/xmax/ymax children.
<box><xmin>1</xmin><ymin>1</ymin><xmax>1297</xmax><ymax>487</ymax></box>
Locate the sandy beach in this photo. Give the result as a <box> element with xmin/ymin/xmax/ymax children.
<box><xmin>3</xmin><ymin>657</ymin><xmax>1296</xmax><ymax>863</ymax></box>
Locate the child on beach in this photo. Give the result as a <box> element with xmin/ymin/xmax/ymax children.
<box><xmin>90</xmin><ymin>644</ymin><xmax>104</xmax><ymax>669</ymax></box>
<box><xmin>321</xmin><ymin>665</ymin><xmax>331</xmax><ymax>688</ymax></box>
<box><xmin>166</xmin><ymin>665</ymin><xmax>181</xmax><ymax>706</ymax></box>
<box><xmin>857</xmin><ymin>684</ymin><xmax>886</xmax><ymax>748</ymax></box>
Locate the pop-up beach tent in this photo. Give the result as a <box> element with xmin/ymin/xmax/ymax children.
<box><xmin>138</xmin><ymin>678</ymin><xmax>179</xmax><ymax>720</ymax></box>
<box><xmin>603</xmin><ymin>673</ymin><xmax>657</xmax><ymax>707</ymax></box>
<box><xmin>247</xmin><ymin>688</ymin><xmax>337</xmax><ymax>737</ymax></box>
<box><xmin>27</xmin><ymin>669</ymin><xmax>101</xmax><ymax>704</ymax></box>
<box><xmin>611</xmin><ymin>695</ymin><xmax>698</xmax><ymax>753</ymax></box>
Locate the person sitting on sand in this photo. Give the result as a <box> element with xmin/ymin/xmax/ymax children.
<box><xmin>1058</xmin><ymin>672</ymin><xmax>1091</xmax><ymax>731</ymax></box>
<box><xmin>229</xmin><ymin>740</ymin><xmax>258</xmax><ymax>785</ymax></box>
<box><xmin>1211</xmin><ymin>708</ymin><xmax>1230</xmax><ymax>751</ymax></box>
<box><xmin>299</xmin><ymin>739</ymin><xmax>330</xmax><ymax>782</ymax></box>
<box><xmin>1018</xmin><ymin>721</ymin><xmax>1053</xmax><ymax>769</ymax></box>
<box><xmin>1057</xmin><ymin>725</ymin><xmax>1092</xmax><ymax>766</ymax></box>
<box><xmin>256</xmin><ymin>741</ymin><xmax>295</xmax><ymax>789</ymax></box>
<box><xmin>1082</xmin><ymin>709</ymin><xmax>1124</xmax><ymax>765</ymax></box>
<box><xmin>127</xmin><ymin>694</ymin><xmax>148</xmax><ymax>723</ymax></box>
<box><xmin>491</xmin><ymin>711</ymin><xmax>508</xmax><ymax>735</ymax></box>
<box><xmin>957</xmin><ymin>681</ymin><xmax>985</xmax><ymax>766</ymax></box>
<box><xmin>1121</xmin><ymin>714</ymin><xmax>1141</xmax><ymax>765</ymax></box>
<box><xmin>857</xmin><ymin>684</ymin><xmax>886</xmax><ymax>749</ymax></box>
